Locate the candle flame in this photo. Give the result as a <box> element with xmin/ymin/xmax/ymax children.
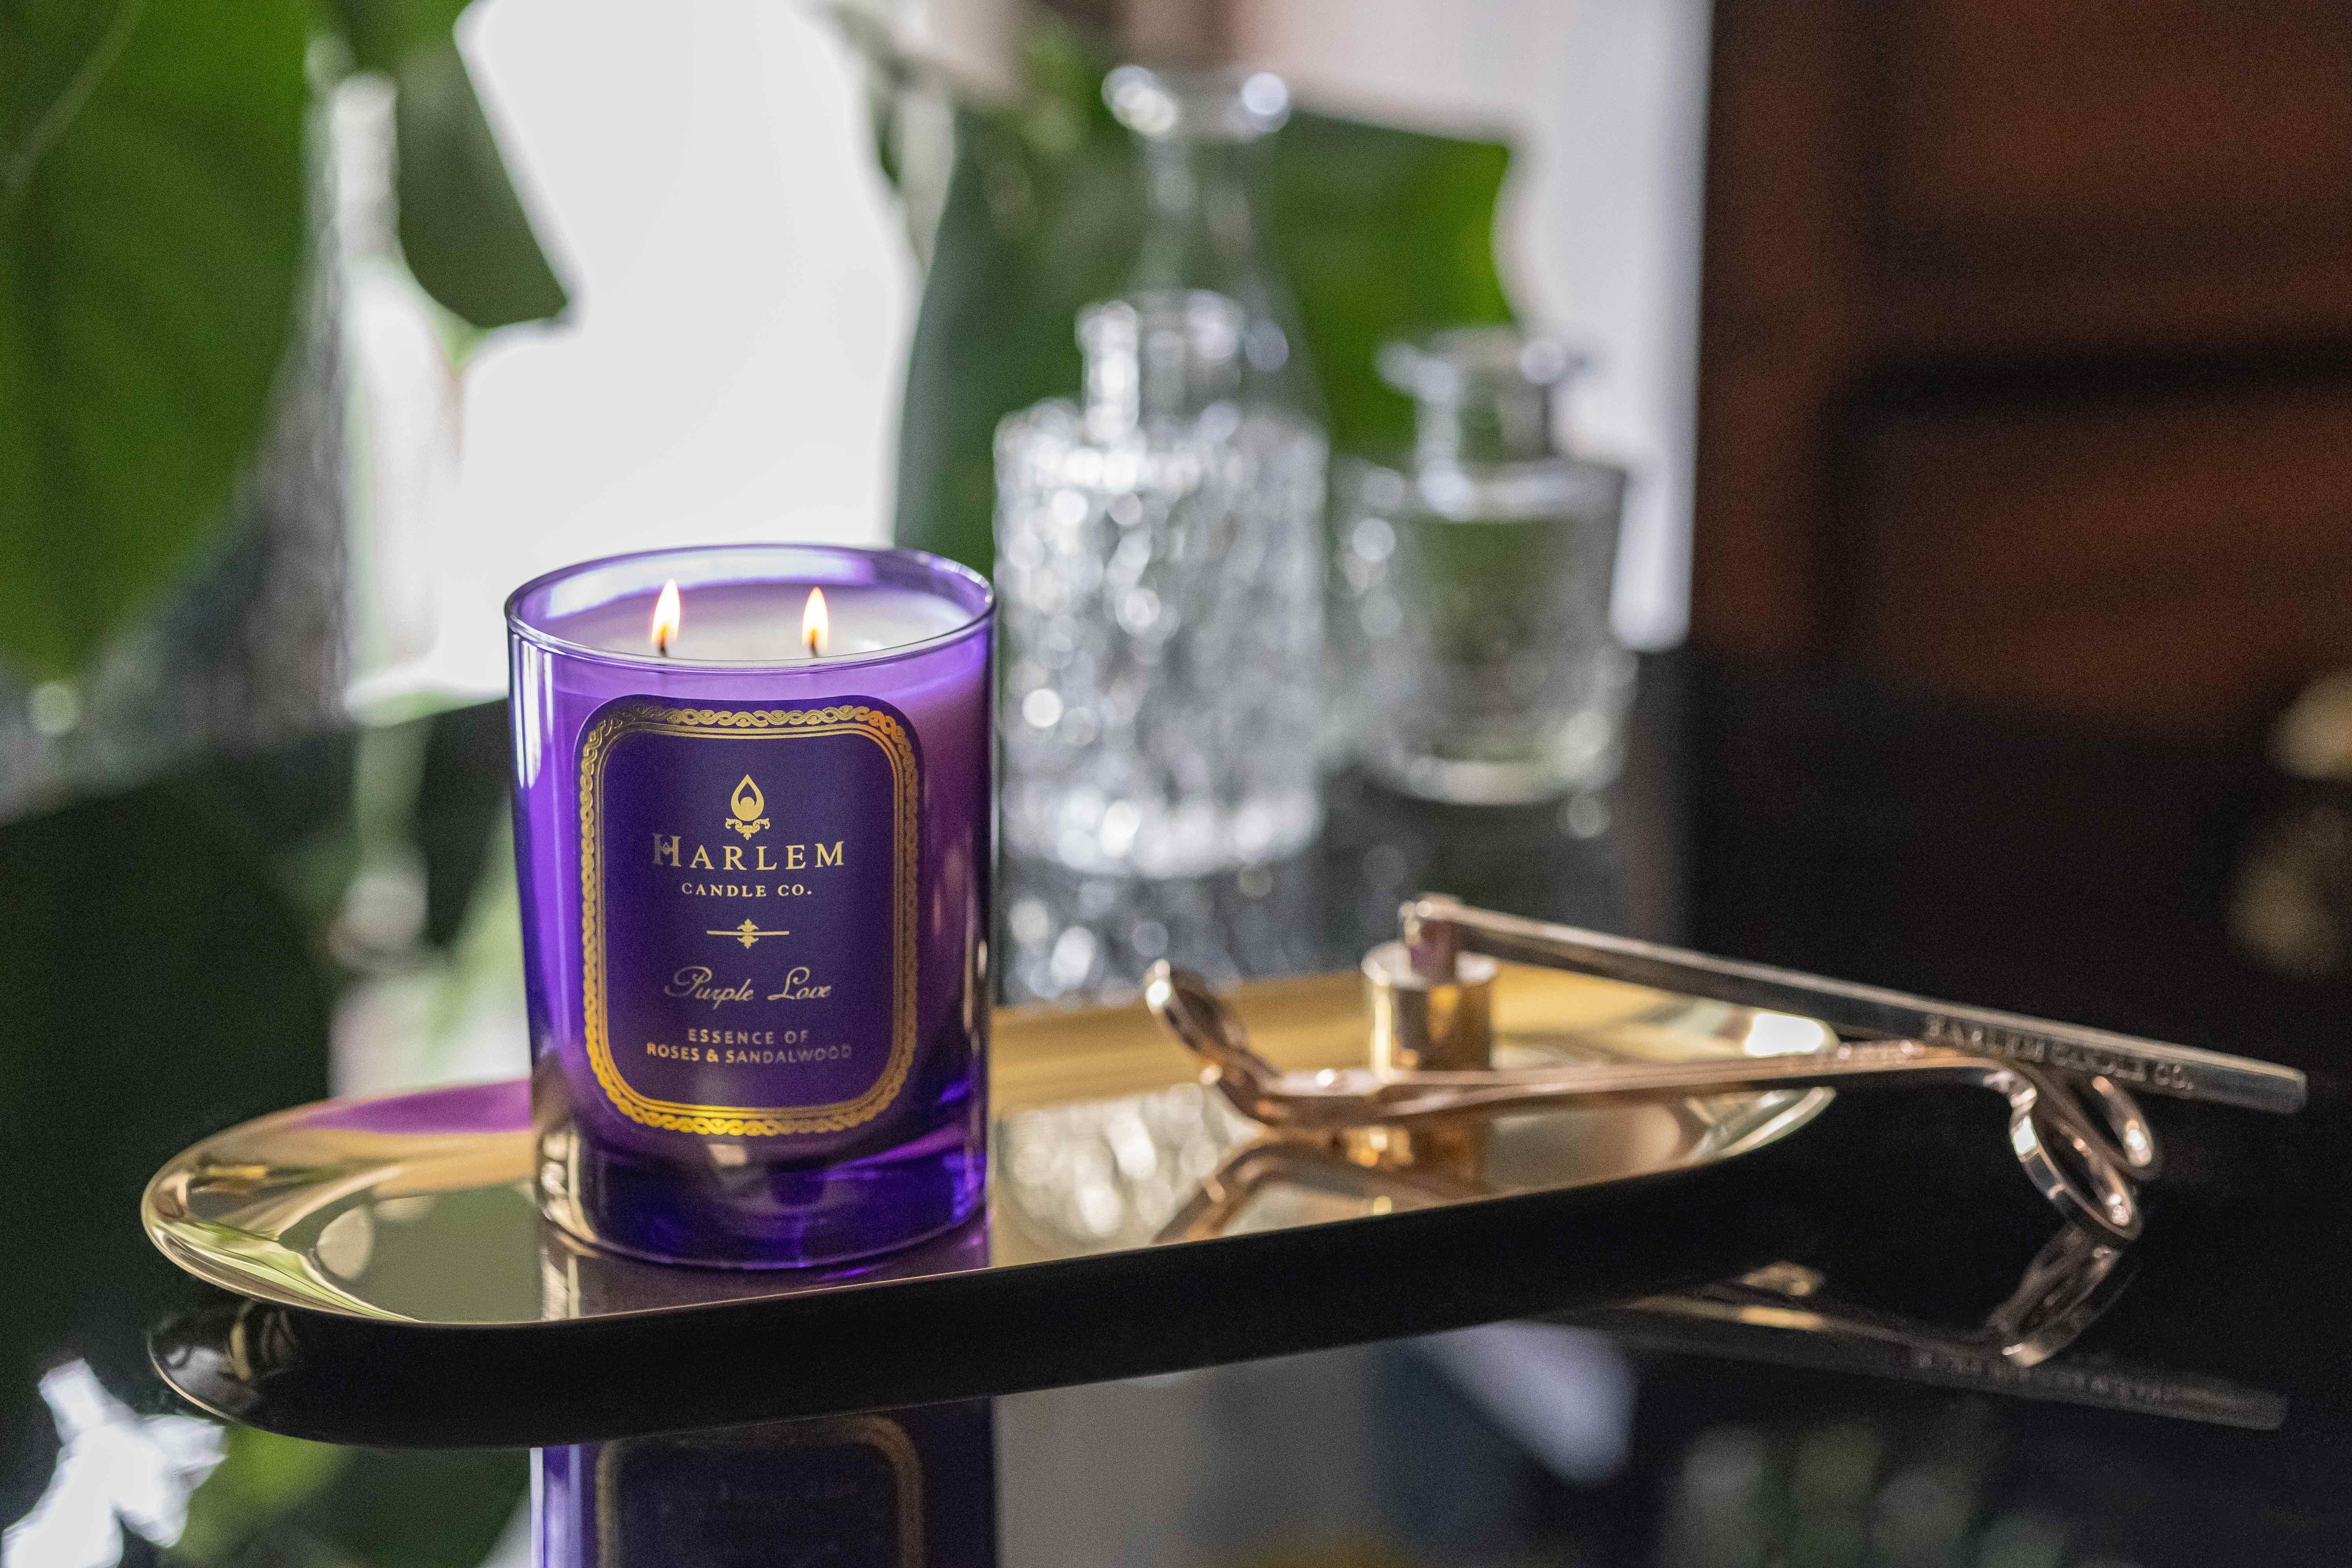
<box><xmin>651</xmin><ymin>579</ymin><xmax>682</xmax><ymax>655</ymax></box>
<box><xmin>802</xmin><ymin>587</ymin><xmax>829</xmax><ymax>657</ymax></box>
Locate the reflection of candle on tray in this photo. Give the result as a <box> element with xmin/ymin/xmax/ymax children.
<box><xmin>507</xmin><ymin>544</ymin><xmax>993</xmax><ymax>1268</ymax></box>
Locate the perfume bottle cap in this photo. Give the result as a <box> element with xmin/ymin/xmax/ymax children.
<box><xmin>1105</xmin><ymin>65</ymin><xmax>1290</xmax><ymax>143</ymax></box>
<box><xmin>1381</xmin><ymin>327</ymin><xmax>1590</xmax><ymax>467</ymax></box>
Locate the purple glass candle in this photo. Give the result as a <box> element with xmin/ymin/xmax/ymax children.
<box><xmin>507</xmin><ymin>544</ymin><xmax>992</xmax><ymax>1267</ymax></box>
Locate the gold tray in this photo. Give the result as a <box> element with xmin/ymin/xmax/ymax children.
<box><xmin>144</xmin><ymin>965</ymin><xmax>1833</xmax><ymax>1444</ymax></box>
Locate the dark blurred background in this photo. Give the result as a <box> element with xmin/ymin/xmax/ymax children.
<box><xmin>1692</xmin><ymin>0</ymin><xmax>2352</xmax><ymax>744</ymax></box>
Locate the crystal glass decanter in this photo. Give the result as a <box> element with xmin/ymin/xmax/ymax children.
<box><xmin>996</xmin><ymin>290</ymin><xmax>1327</xmax><ymax>877</ymax></box>
<box><xmin>1102</xmin><ymin>64</ymin><xmax>1313</xmax><ymax>412</ymax></box>
<box><xmin>1333</xmin><ymin>329</ymin><xmax>1632</xmax><ymax>804</ymax></box>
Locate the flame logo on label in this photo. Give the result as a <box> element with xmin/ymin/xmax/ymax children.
<box><xmin>726</xmin><ymin>775</ymin><xmax>770</xmax><ymax>840</ymax></box>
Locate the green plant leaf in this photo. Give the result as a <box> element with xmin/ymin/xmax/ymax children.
<box><xmin>891</xmin><ymin>107</ymin><xmax>1138</xmax><ymax>577</ymax></box>
<box><xmin>177</xmin><ymin>1425</ymin><xmax>529</xmax><ymax>1568</ymax></box>
<box><xmin>1257</xmin><ymin>112</ymin><xmax>1515</xmax><ymax>458</ymax></box>
<box><xmin>325</xmin><ymin>0</ymin><xmax>468</xmax><ymax>76</ymax></box>
<box><xmin>888</xmin><ymin>24</ymin><xmax>1516</xmax><ymax>577</ymax></box>
<box><xmin>0</xmin><ymin>0</ymin><xmax>310</xmax><ymax>678</ymax></box>
<box><xmin>286</xmin><ymin>1448</ymin><xmax>530</xmax><ymax>1568</ymax></box>
<box><xmin>392</xmin><ymin>38</ymin><xmax>567</xmax><ymax>331</ymax></box>
<box><xmin>325</xmin><ymin>0</ymin><xmax>568</xmax><ymax>330</ymax></box>
<box><xmin>175</xmin><ymin>1427</ymin><xmax>352</xmax><ymax>1564</ymax></box>
<box><xmin>0</xmin><ymin>755</ymin><xmax>337</xmax><ymax>1449</ymax></box>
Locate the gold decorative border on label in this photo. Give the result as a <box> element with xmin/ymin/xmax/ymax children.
<box><xmin>578</xmin><ymin>703</ymin><xmax>919</xmax><ymax>1136</ymax></box>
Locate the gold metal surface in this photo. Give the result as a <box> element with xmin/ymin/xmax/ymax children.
<box><xmin>142</xmin><ymin>962</ymin><xmax>1832</xmax><ymax>1324</ymax></box>
<box><xmin>1364</xmin><ymin>941</ymin><xmax>1497</xmax><ymax>1073</ymax></box>
<box><xmin>1131</xmin><ymin>896</ymin><xmax>2318</xmax><ymax>1243</ymax></box>
<box><xmin>1402</xmin><ymin>895</ymin><xmax>2308</xmax><ymax>1114</ymax></box>
<box><xmin>1146</xmin><ymin>960</ymin><xmax>2159</xmax><ymax>1241</ymax></box>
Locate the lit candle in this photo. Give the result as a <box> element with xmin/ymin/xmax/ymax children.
<box><xmin>802</xmin><ymin>586</ymin><xmax>827</xmax><ymax>657</ymax></box>
<box><xmin>555</xmin><ymin>577</ymin><xmax>969</xmax><ymax>664</ymax></box>
<box><xmin>507</xmin><ymin>544</ymin><xmax>993</xmax><ymax>1268</ymax></box>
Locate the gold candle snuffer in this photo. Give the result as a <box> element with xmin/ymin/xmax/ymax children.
<box><xmin>1146</xmin><ymin>895</ymin><xmax>2308</xmax><ymax>1243</ymax></box>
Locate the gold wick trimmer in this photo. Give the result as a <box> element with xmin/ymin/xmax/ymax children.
<box><xmin>1146</xmin><ymin>894</ymin><xmax>2307</xmax><ymax>1242</ymax></box>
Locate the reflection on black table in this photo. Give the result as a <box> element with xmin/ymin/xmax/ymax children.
<box><xmin>541</xmin><ymin>1401</ymin><xmax>995</xmax><ymax>1568</ymax></box>
<box><xmin>7</xmin><ymin>660</ymin><xmax>2352</xmax><ymax>1565</ymax></box>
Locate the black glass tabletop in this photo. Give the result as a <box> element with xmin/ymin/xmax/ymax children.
<box><xmin>8</xmin><ymin>656</ymin><xmax>2352</xmax><ymax>1565</ymax></box>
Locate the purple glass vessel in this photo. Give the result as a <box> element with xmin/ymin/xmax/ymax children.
<box><xmin>507</xmin><ymin>544</ymin><xmax>992</xmax><ymax>1267</ymax></box>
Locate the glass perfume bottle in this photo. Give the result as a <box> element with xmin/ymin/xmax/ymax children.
<box><xmin>996</xmin><ymin>290</ymin><xmax>1326</xmax><ymax>877</ymax></box>
<box><xmin>1102</xmin><ymin>63</ymin><xmax>1313</xmax><ymax>412</ymax></box>
<box><xmin>1334</xmin><ymin>329</ymin><xmax>1632</xmax><ymax>804</ymax></box>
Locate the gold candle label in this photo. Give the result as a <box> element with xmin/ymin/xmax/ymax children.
<box><xmin>576</xmin><ymin>698</ymin><xmax>918</xmax><ymax>1136</ymax></box>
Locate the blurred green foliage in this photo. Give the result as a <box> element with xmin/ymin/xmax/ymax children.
<box><xmin>0</xmin><ymin>751</ymin><xmax>338</xmax><ymax>1526</ymax></box>
<box><xmin>0</xmin><ymin>0</ymin><xmax>563</xmax><ymax>681</ymax></box>
<box><xmin>325</xmin><ymin>0</ymin><xmax>569</xmax><ymax>334</ymax></box>
<box><xmin>0</xmin><ymin>698</ymin><xmax>522</xmax><ymax>1557</ymax></box>
<box><xmin>175</xmin><ymin>1428</ymin><xmax>352</xmax><ymax>1563</ymax></box>
<box><xmin>326</xmin><ymin>0</ymin><xmax>569</xmax><ymax>336</ymax></box>
<box><xmin>390</xmin><ymin>43</ymin><xmax>566</xmax><ymax>334</ymax></box>
<box><xmin>884</xmin><ymin>18</ymin><xmax>1515</xmax><ymax>576</ymax></box>
<box><xmin>1256</xmin><ymin>113</ymin><xmax>1515</xmax><ymax>455</ymax></box>
<box><xmin>0</xmin><ymin>0</ymin><xmax>312</xmax><ymax>680</ymax></box>
<box><xmin>180</xmin><ymin>1431</ymin><xmax>526</xmax><ymax>1568</ymax></box>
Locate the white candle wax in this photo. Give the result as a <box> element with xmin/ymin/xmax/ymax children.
<box><xmin>545</xmin><ymin>579</ymin><xmax>971</xmax><ymax>663</ymax></box>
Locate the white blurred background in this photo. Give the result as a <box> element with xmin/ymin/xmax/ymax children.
<box><xmin>363</xmin><ymin>0</ymin><xmax>1708</xmax><ymax>706</ymax></box>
